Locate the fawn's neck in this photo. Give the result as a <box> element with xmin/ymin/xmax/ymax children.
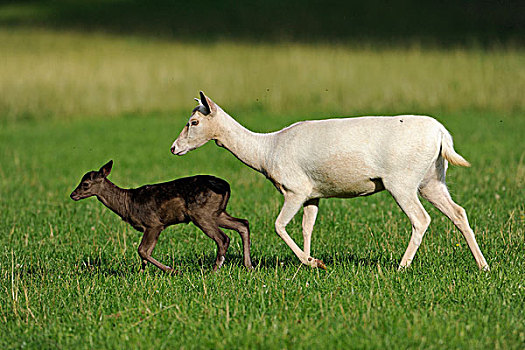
<box><xmin>96</xmin><ymin>179</ymin><xmax>131</xmax><ymax>220</ymax></box>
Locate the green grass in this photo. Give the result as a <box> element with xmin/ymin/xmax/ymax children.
<box><xmin>0</xmin><ymin>29</ymin><xmax>524</xmax><ymax>348</ymax></box>
<box><xmin>1</xmin><ymin>111</ymin><xmax>524</xmax><ymax>349</ymax></box>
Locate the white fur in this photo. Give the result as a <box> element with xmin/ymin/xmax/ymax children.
<box><xmin>171</xmin><ymin>92</ymin><xmax>489</xmax><ymax>270</ymax></box>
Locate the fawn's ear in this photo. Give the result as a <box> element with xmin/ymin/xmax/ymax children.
<box><xmin>200</xmin><ymin>91</ymin><xmax>217</xmax><ymax>115</ymax></box>
<box><xmin>99</xmin><ymin>160</ymin><xmax>113</xmax><ymax>177</ymax></box>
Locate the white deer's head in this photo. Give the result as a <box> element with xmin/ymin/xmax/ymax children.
<box><xmin>170</xmin><ymin>91</ymin><xmax>222</xmax><ymax>156</ymax></box>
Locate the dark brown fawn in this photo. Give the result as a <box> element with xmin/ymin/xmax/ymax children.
<box><xmin>70</xmin><ymin>160</ymin><xmax>252</xmax><ymax>273</ymax></box>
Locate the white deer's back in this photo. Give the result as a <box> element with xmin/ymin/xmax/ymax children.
<box><xmin>267</xmin><ymin>115</ymin><xmax>444</xmax><ymax>198</ymax></box>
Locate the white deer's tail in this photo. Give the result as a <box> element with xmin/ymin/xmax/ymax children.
<box><xmin>440</xmin><ymin>128</ymin><xmax>471</xmax><ymax>167</ymax></box>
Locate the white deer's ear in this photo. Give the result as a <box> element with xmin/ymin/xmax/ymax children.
<box><xmin>192</xmin><ymin>98</ymin><xmax>208</xmax><ymax>115</ymax></box>
<box><xmin>200</xmin><ymin>91</ymin><xmax>217</xmax><ymax>115</ymax></box>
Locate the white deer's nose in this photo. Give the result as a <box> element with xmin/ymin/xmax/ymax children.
<box><xmin>170</xmin><ymin>141</ymin><xmax>188</xmax><ymax>155</ymax></box>
<box><xmin>170</xmin><ymin>141</ymin><xmax>178</xmax><ymax>155</ymax></box>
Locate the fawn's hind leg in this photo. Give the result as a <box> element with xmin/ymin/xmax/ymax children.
<box><xmin>192</xmin><ymin>215</ymin><xmax>230</xmax><ymax>271</ymax></box>
<box><xmin>217</xmin><ymin>212</ymin><xmax>253</xmax><ymax>268</ymax></box>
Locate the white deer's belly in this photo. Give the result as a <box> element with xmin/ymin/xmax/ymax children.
<box><xmin>304</xmin><ymin>152</ymin><xmax>384</xmax><ymax>198</ymax></box>
<box><xmin>311</xmin><ymin>173</ymin><xmax>384</xmax><ymax>198</ymax></box>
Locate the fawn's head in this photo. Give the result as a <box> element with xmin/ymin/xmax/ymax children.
<box><xmin>70</xmin><ymin>160</ymin><xmax>113</xmax><ymax>201</ymax></box>
<box><xmin>171</xmin><ymin>91</ymin><xmax>223</xmax><ymax>156</ymax></box>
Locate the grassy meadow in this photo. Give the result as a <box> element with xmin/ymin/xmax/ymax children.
<box><xmin>1</xmin><ymin>28</ymin><xmax>524</xmax><ymax>348</ymax></box>
<box><xmin>1</xmin><ymin>29</ymin><xmax>524</xmax><ymax>122</ymax></box>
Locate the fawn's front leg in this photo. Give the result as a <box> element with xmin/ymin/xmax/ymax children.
<box><xmin>137</xmin><ymin>227</ymin><xmax>173</xmax><ymax>273</ymax></box>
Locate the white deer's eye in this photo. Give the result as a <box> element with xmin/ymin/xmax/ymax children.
<box><xmin>191</xmin><ymin>120</ymin><xmax>199</xmax><ymax>126</ymax></box>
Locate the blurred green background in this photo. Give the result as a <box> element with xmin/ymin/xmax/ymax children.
<box><xmin>1</xmin><ymin>0</ymin><xmax>523</xmax><ymax>123</ymax></box>
<box><xmin>1</xmin><ymin>1</ymin><xmax>524</xmax><ymax>349</ymax></box>
<box><xmin>1</xmin><ymin>0</ymin><xmax>523</xmax><ymax>45</ymax></box>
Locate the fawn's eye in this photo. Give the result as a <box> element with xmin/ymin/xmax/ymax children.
<box><xmin>82</xmin><ymin>183</ymin><xmax>89</xmax><ymax>189</ymax></box>
<box><xmin>190</xmin><ymin>120</ymin><xmax>199</xmax><ymax>126</ymax></box>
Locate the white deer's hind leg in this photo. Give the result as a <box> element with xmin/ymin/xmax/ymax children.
<box><xmin>302</xmin><ymin>199</ymin><xmax>319</xmax><ymax>257</ymax></box>
<box><xmin>420</xmin><ymin>180</ymin><xmax>489</xmax><ymax>271</ymax></box>
<box><xmin>275</xmin><ymin>194</ymin><xmax>325</xmax><ymax>268</ymax></box>
<box><xmin>387</xmin><ymin>187</ymin><xmax>431</xmax><ymax>269</ymax></box>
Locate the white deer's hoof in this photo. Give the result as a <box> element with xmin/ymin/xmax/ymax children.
<box><xmin>315</xmin><ymin>259</ymin><xmax>327</xmax><ymax>270</ymax></box>
<box><xmin>307</xmin><ymin>257</ymin><xmax>326</xmax><ymax>269</ymax></box>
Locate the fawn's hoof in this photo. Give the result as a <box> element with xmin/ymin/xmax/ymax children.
<box><xmin>166</xmin><ymin>268</ymin><xmax>181</xmax><ymax>275</ymax></box>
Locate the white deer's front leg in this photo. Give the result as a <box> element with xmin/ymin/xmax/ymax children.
<box><xmin>302</xmin><ymin>199</ymin><xmax>319</xmax><ymax>257</ymax></box>
<box><xmin>275</xmin><ymin>195</ymin><xmax>325</xmax><ymax>269</ymax></box>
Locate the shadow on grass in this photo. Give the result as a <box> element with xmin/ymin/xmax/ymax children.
<box><xmin>25</xmin><ymin>251</ymin><xmax>398</xmax><ymax>277</ymax></box>
<box><xmin>250</xmin><ymin>251</ymin><xmax>399</xmax><ymax>270</ymax></box>
<box><xmin>14</xmin><ymin>255</ymin><xmax>134</xmax><ymax>277</ymax></box>
<box><xmin>323</xmin><ymin>252</ymin><xmax>399</xmax><ymax>270</ymax></box>
<box><xmin>71</xmin><ymin>253</ymin><xmax>245</xmax><ymax>276</ymax></box>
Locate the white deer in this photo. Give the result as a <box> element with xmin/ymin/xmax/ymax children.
<box><xmin>171</xmin><ymin>92</ymin><xmax>489</xmax><ymax>271</ymax></box>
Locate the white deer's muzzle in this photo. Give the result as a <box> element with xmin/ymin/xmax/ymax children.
<box><xmin>170</xmin><ymin>141</ymin><xmax>184</xmax><ymax>155</ymax></box>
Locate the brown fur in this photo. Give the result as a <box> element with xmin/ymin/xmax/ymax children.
<box><xmin>70</xmin><ymin>160</ymin><xmax>252</xmax><ymax>273</ymax></box>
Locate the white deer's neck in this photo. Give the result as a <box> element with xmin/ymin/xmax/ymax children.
<box><xmin>214</xmin><ymin>112</ymin><xmax>271</xmax><ymax>174</ymax></box>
